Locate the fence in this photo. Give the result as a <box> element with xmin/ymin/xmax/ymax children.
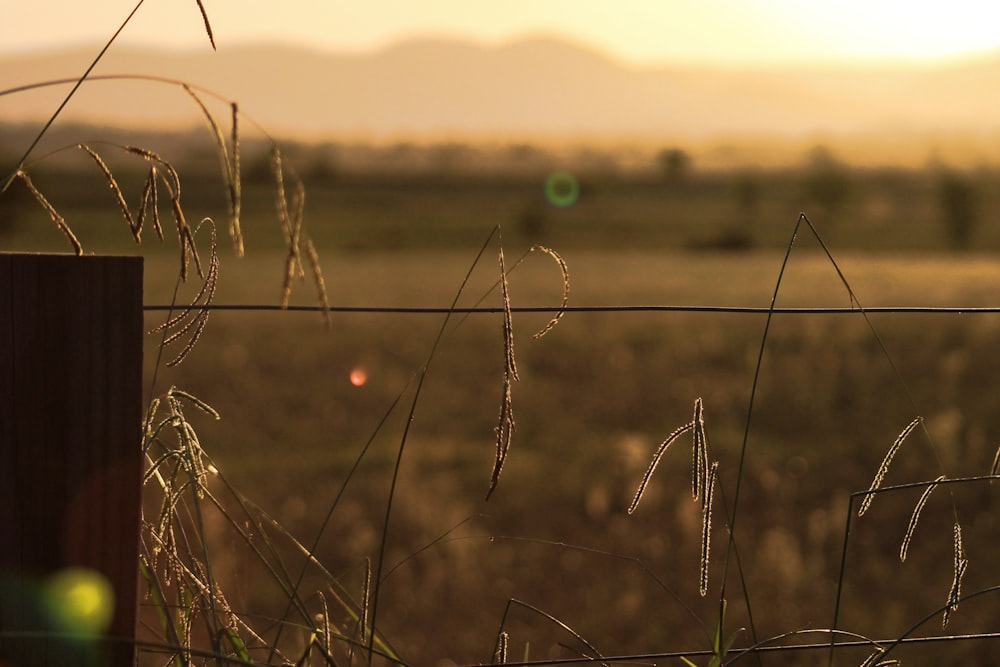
<box><xmin>0</xmin><ymin>253</ymin><xmax>143</xmax><ymax>667</ymax></box>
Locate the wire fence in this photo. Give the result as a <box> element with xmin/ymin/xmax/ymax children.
<box><xmin>143</xmin><ymin>303</ymin><xmax>1000</xmax><ymax>315</ymax></box>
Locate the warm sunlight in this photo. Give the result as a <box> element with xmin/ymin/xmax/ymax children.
<box><xmin>4</xmin><ymin>0</ymin><xmax>1000</xmax><ymax>66</ymax></box>
<box><xmin>766</xmin><ymin>0</ymin><xmax>1000</xmax><ymax>63</ymax></box>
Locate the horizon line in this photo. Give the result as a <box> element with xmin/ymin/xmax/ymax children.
<box><xmin>3</xmin><ymin>32</ymin><xmax>999</xmax><ymax>72</ymax></box>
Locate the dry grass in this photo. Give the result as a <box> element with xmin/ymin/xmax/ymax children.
<box><xmin>147</xmin><ymin>219</ymin><xmax>219</xmax><ymax>367</ymax></box>
<box><xmin>858</xmin><ymin>416</ymin><xmax>922</xmax><ymax>517</ymax></box>
<box><xmin>627</xmin><ymin>420</ymin><xmax>695</xmax><ymax>515</ymax></box>
<box><xmin>527</xmin><ymin>245</ymin><xmax>569</xmax><ymax>339</ymax></box>
<box><xmin>943</xmin><ymin>521</ymin><xmax>970</xmax><ymax>628</ymax></box>
<box><xmin>898</xmin><ymin>475</ymin><xmax>944</xmax><ymax>563</ymax></box>
<box><xmin>184</xmin><ymin>85</ymin><xmax>243</xmax><ymax>256</ymax></box>
<box><xmin>699</xmin><ymin>460</ymin><xmax>719</xmax><ymax>597</ymax></box>
<box><xmin>16</xmin><ymin>169</ymin><xmax>81</xmax><ymax>254</ymax></box>
<box><xmin>487</xmin><ymin>242</ymin><xmax>519</xmax><ymax>501</ymax></box>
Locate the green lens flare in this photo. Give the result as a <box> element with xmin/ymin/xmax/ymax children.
<box><xmin>544</xmin><ymin>171</ymin><xmax>580</xmax><ymax>208</ymax></box>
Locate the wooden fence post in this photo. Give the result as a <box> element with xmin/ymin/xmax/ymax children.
<box><xmin>1</xmin><ymin>253</ymin><xmax>143</xmax><ymax>667</ymax></box>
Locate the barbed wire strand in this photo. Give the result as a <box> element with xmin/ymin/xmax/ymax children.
<box><xmin>143</xmin><ymin>304</ymin><xmax>1000</xmax><ymax>315</ymax></box>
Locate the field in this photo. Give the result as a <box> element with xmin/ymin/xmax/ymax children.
<box><xmin>5</xmin><ymin>134</ymin><xmax>1000</xmax><ymax>665</ymax></box>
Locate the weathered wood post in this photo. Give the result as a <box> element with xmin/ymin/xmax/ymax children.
<box><xmin>1</xmin><ymin>253</ymin><xmax>143</xmax><ymax>667</ymax></box>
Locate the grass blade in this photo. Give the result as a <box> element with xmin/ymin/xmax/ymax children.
<box><xmin>899</xmin><ymin>475</ymin><xmax>944</xmax><ymax>562</ymax></box>
<box><xmin>16</xmin><ymin>170</ymin><xmax>82</xmax><ymax>254</ymax></box>
<box><xmin>487</xmin><ymin>239</ymin><xmax>519</xmax><ymax>500</ymax></box>
<box><xmin>700</xmin><ymin>461</ymin><xmax>719</xmax><ymax>597</ymax></box>
<box><xmin>193</xmin><ymin>0</ymin><xmax>216</xmax><ymax>49</ymax></box>
<box><xmin>628</xmin><ymin>421</ymin><xmax>695</xmax><ymax>515</ymax></box>
<box><xmin>943</xmin><ymin>521</ymin><xmax>969</xmax><ymax>628</ymax></box>
<box><xmin>528</xmin><ymin>245</ymin><xmax>570</xmax><ymax>339</ymax></box>
<box><xmin>859</xmin><ymin>417</ymin><xmax>922</xmax><ymax>516</ymax></box>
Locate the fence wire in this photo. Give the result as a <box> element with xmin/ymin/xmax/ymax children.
<box><xmin>144</xmin><ymin>303</ymin><xmax>1000</xmax><ymax>314</ymax></box>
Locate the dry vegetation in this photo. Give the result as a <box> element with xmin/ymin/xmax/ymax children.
<box><xmin>2</xmin><ymin>3</ymin><xmax>1000</xmax><ymax>666</ymax></box>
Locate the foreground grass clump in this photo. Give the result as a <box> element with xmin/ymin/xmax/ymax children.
<box><xmin>138</xmin><ymin>240</ymin><xmax>1000</xmax><ymax>665</ymax></box>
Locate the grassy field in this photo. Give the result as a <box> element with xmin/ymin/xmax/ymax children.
<box><xmin>5</xmin><ymin>134</ymin><xmax>1000</xmax><ymax>664</ymax></box>
<box><xmin>135</xmin><ymin>243</ymin><xmax>1000</xmax><ymax>665</ymax></box>
<box><xmin>6</xmin><ymin>130</ymin><xmax>1000</xmax><ymax>257</ymax></box>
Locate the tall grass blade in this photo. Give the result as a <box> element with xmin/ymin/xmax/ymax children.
<box><xmin>169</xmin><ymin>388</ymin><xmax>222</xmax><ymax>420</ymax></box>
<box><xmin>628</xmin><ymin>421</ymin><xmax>695</xmax><ymax>515</ymax></box>
<box><xmin>692</xmin><ymin>397</ymin><xmax>708</xmax><ymax>505</ymax></box>
<box><xmin>121</xmin><ymin>145</ymin><xmax>198</xmax><ymax>277</ymax></box>
<box><xmin>724</xmin><ymin>212</ymin><xmax>805</xmax><ymax>619</ymax></box>
<box><xmin>488</xmin><ymin>376</ymin><xmax>515</xmax><ymax>501</ymax></box>
<box><xmin>494</xmin><ymin>631</ymin><xmax>509</xmax><ymax>664</ymax></box>
<box><xmin>859</xmin><ymin>649</ymin><xmax>891</xmax><ymax>667</ymax></box>
<box><xmin>78</xmin><ymin>143</ymin><xmax>138</xmax><ymax>240</ymax></box>
<box><xmin>184</xmin><ymin>85</ymin><xmax>244</xmax><ymax>255</ymax></box>
<box><xmin>16</xmin><ymin>170</ymin><xmax>82</xmax><ymax>254</ymax></box>
<box><xmin>528</xmin><ymin>244</ymin><xmax>570</xmax><ymax>338</ymax></box>
<box><xmin>361</xmin><ymin>556</ymin><xmax>372</xmax><ymax>645</ymax></box>
<box><xmin>899</xmin><ymin>475</ymin><xmax>944</xmax><ymax>562</ymax></box>
<box><xmin>366</xmin><ymin>229</ymin><xmax>500</xmax><ymax>662</ymax></box>
<box><xmin>136</xmin><ymin>166</ymin><xmax>159</xmax><ymax>241</ymax></box>
<box><xmin>317</xmin><ymin>593</ymin><xmax>332</xmax><ymax>657</ymax></box>
<box><xmin>500</xmin><ymin>243</ymin><xmax>519</xmax><ymax>383</ymax></box>
<box><xmin>305</xmin><ymin>236</ymin><xmax>332</xmax><ymax>329</ymax></box>
<box><xmin>148</xmin><ymin>219</ymin><xmax>219</xmax><ymax>366</ymax></box>
<box><xmin>270</xmin><ymin>147</ymin><xmax>306</xmax><ymax>306</ymax></box>
<box><xmin>943</xmin><ymin>521</ymin><xmax>969</xmax><ymax>628</ymax></box>
<box><xmin>487</xmin><ymin>241</ymin><xmax>519</xmax><ymax>500</ymax></box>
<box><xmin>504</xmin><ymin>599</ymin><xmax>609</xmax><ymax>667</ymax></box>
<box><xmin>193</xmin><ymin>0</ymin><xmax>216</xmax><ymax>49</ymax></box>
<box><xmin>229</xmin><ymin>102</ymin><xmax>243</xmax><ymax>254</ymax></box>
<box><xmin>700</xmin><ymin>460</ymin><xmax>719</xmax><ymax>597</ymax></box>
<box><xmin>858</xmin><ymin>416</ymin><xmax>922</xmax><ymax>516</ymax></box>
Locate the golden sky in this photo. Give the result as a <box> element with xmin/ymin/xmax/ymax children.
<box><xmin>4</xmin><ymin>0</ymin><xmax>1000</xmax><ymax>67</ymax></box>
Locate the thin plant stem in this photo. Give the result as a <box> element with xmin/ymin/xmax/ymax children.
<box><xmin>367</xmin><ymin>227</ymin><xmax>500</xmax><ymax>662</ymax></box>
<box><xmin>1</xmin><ymin>1</ymin><xmax>147</xmax><ymax>193</ymax></box>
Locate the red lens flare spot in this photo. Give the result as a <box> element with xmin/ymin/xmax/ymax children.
<box><xmin>349</xmin><ymin>367</ymin><xmax>368</xmax><ymax>387</ymax></box>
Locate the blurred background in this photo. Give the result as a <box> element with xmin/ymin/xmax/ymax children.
<box><xmin>3</xmin><ymin>2</ymin><xmax>1000</xmax><ymax>665</ymax></box>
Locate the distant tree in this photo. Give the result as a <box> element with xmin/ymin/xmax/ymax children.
<box><xmin>657</xmin><ymin>147</ymin><xmax>692</xmax><ymax>183</ymax></box>
<box><xmin>937</xmin><ymin>170</ymin><xmax>979</xmax><ymax>250</ymax></box>
<box><xmin>802</xmin><ymin>145</ymin><xmax>852</xmax><ymax>217</ymax></box>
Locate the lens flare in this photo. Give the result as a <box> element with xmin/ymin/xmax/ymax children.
<box><xmin>544</xmin><ymin>171</ymin><xmax>580</xmax><ymax>208</ymax></box>
<box><xmin>44</xmin><ymin>567</ymin><xmax>114</xmax><ymax>635</ymax></box>
<box><xmin>349</xmin><ymin>367</ymin><xmax>368</xmax><ymax>387</ymax></box>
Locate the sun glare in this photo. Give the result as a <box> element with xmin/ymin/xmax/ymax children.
<box><xmin>6</xmin><ymin>0</ymin><xmax>1000</xmax><ymax>67</ymax></box>
<box><xmin>769</xmin><ymin>0</ymin><xmax>1000</xmax><ymax>62</ymax></box>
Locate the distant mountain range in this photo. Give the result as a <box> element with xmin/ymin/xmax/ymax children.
<box><xmin>3</xmin><ymin>36</ymin><xmax>1000</xmax><ymax>142</ymax></box>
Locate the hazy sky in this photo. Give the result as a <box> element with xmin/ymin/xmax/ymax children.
<box><xmin>5</xmin><ymin>0</ymin><xmax>1000</xmax><ymax>67</ymax></box>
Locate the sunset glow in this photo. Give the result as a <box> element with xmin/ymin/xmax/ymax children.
<box><xmin>4</xmin><ymin>1</ymin><xmax>1000</xmax><ymax>67</ymax></box>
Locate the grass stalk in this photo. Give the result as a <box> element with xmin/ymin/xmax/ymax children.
<box><xmin>367</xmin><ymin>227</ymin><xmax>501</xmax><ymax>662</ymax></box>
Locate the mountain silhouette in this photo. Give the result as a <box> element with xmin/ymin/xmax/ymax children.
<box><xmin>2</xmin><ymin>36</ymin><xmax>999</xmax><ymax>141</ymax></box>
